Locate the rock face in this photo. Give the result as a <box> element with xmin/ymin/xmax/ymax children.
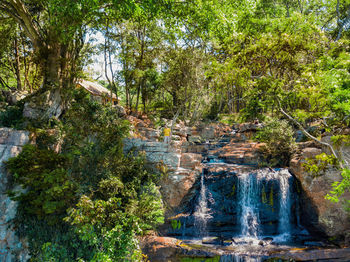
<box><xmin>23</xmin><ymin>88</ymin><xmax>63</xmax><ymax>120</ymax></box>
<box><xmin>289</xmin><ymin>142</ymin><xmax>350</xmax><ymax>241</ymax></box>
<box><xmin>123</xmin><ymin>137</ymin><xmax>203</xmax><ymax>216</ymax></box>
<box><xmin>0</xmin><ymin>128</ymin><xmax>30</xmax><ymax>262</ymax></box>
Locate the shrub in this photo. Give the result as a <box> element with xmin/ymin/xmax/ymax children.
<box><xmin>0</xmin><ymin>103</ymin><xmax>25</xmax><ymax>128</ymax></box>
<box><xmin>255</xmin><ymin>118</ymin><xmax>297</xmax><ymax>166</ymax></box>
<box><xmin>6</xmin><ymin>90</ymin><xmax>164</xmax><ymax>261</ymax></box>
<box><xmin>6</xmin><ymin>144</ymin><xmax>76</xmax><ymax>222</ymax></box>
<box><xmin>326</xmin><ymin>169</ymin><xmax>350</xmax><ymax>212</ymax></box>
<box><xmin>303</xmin><ymin>153</ymin><xmax>339</xmax><ymax>177</ymax></box>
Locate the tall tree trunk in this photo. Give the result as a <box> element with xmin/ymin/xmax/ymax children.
<box><xmin>136</xmin><ymin>25</ymin><xmax>146</xmax><ymax>112</ymax></box>
<box><xmin>13</xmin><ymin>37</ymin><xmax>22</xmax><ymax>90</ymax></box>
<box><xmin>141</xmin><ymin>78</ymin><xmax>147</xmax><ymax>113</ymax></box>
<box><xmin>43</xmin><ymin>39</ymin><xmax>61</xmax><ymax>89</ymax></box>
<box><xmin>21</xmin><ymin>37</ymin><xmax>32</xmax><ymax>92</ymax></box>
<box><xmin>135</xmin><ymin>82</ymin><xmax>141</xmax><ymax>112</ymax></box>
<box><xmin>104</xmin><ymin>22</ymin><xmax>117</xmax><ymax>105</ymax></box>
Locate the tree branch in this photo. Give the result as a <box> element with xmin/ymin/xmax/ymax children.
<box><xmin>278</xmin><ymin>100</ymin><xmax>344</xmax><ymax>169</ymax></box>
<box><xmin>1</xmin><ymin>0</ymin><xmax>42</xmax><ymax>51</ymax></box>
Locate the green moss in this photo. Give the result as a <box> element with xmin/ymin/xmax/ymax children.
<box><xmin>228</xmin><ymin>183</ymin><xmax>236</xmax><ymax>197</ymax></box>
<box><xmin>269</xmin><ymin>186</ymin><xmax>274</xmax><ymax>207</ymax></box>
<box><xmin>171</xmin><ymin>220</ymin><xmax>181</xmax><ymax>230</ymax></box>
<box><xmin>262</xmin><ymin>185</ymin><xmax>267</xmax><ymax>204</ymax></box>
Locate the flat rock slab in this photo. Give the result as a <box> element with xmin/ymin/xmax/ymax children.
<box><xmin>274</xmin><ymin>247</ymin><xmax>350</xmax><ymax>261</ymax></box>
<box><xmin>142</xmin><ymin>236</ymin><xmax>350</xmax><ymax>262</ymax></box>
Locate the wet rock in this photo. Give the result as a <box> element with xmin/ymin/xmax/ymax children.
<box><xmin>216</xmin><ymin>142</ymin><xmax>263</xmax><ymax>165</ymax></box>
<box><xmin>202</xmin><ymin>237</ymin><xmax>219</xmax><ymax>244</ymax></box>
<box><xmin>303</xmin><ymin>241</ymin><xmax>327</xmax><ymax>247</ymax></box>
<box><xmin>140</xmin><ymin>236</ymin><xmax>182</xmax><ymax>262</ymax></box>
<box><xmin>275</xmin><ymin>247</ymin><xmax>350</xmax><ymax>261</ymax></box>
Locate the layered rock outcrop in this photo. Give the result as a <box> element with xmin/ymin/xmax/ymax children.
<box><xmin>0</xmin><ymin>128</ymin><xmax>30</xmax><ymax>262</ymax></box>
<box><xmin>289</xmin><ymin>141</ymin><xmax>350</xmax><ymax>242</ymax></box>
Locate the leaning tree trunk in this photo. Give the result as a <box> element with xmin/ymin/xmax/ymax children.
<box><xmin>23</xmin><ymin>39</ymin><xmax>66</xmax><ymax>121</ymax></box>
<box><xmin>0</xmin><ymin>1</ymin><xmax>76</xmax><ymax>121</ymax></box>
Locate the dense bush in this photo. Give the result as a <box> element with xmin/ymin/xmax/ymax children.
<box><xmin>0</xmin><ymin>102</ymin><xmax>25</xmax><ymax>128</ymax></box>
<box><xmin>255</xmin><ymin>118</ymin><xmax>297</xmax><ymax>166</ymax></box>
<box><xmin>7</xmin><ymin>90</ymin><xmax>164</xmax><ymax>261</ymax></box>
<box><xmin>6</xmin><ymin>144</ymin><xmax>75</xmax><ymax>222</ymax></box>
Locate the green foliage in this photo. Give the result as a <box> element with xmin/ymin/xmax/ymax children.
<box><xmin>65</xmin><ymin>177</ymin><xmax>163</xmax><ymax>260</ymax></box>
<box><xmin>0</xmin><ymin>103</ymin><xmax>25</xmax><ymax>129</ymax></box>
<box><xmin>14</xmin><ymin>211</ymin><xmax>93</xmax><ymax>262</ymax></box>
<box><xmin>7</xmin><ymin>91</ymin><xmax>164</xmax><ymax>261</ymax></box>
<box><xmin>326</xmin><ymin>169</ymin><xmax>350</xmax><ymax>212</ymax></box>
<box><xmin>6</xmin><ymin>144</ymin><xmax>75</xmax><ymax>221</ymax></box>
<box><xmin>255</xmin><ymin>118</ymin><xmax>297</xmax><ymax>166</ymax></box>
<box><xmin>218</xmin><ymin>114</ymin><xmax>239</xmax><ymax>125</ymax></box>
<box><xmin>303</xmin><ymin>153</ymin><xmax>339</xmax><ymax>177</ymax></box>
<box><xmin>180</xmin><ymin>256</ymin><xmax>220</xmax><ymax>262</ymax></box>
<box><xmin>331</xmin><ymin>135</ymin><xmax>350</xmax><ymax>148</ymax></box>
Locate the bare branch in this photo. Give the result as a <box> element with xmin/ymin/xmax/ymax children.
<box><xmin>278</xmin><ymin>100</ymin><xmax>344</xmax><ymax>169</ymax></box>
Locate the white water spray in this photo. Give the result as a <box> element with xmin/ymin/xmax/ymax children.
<box><xmin>194</xmin><ymin>172</ymin><xmax>212</xmax><ymax>237</ymax></box>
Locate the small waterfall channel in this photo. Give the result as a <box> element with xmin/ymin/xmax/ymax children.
<box><xmin>193</xmin><ymin>171</ymin><xmax>212</xmax><ymax>237</ymax></box>
<box><xmin>168</xmin><ymin>135</ymin><xmax>326</xmax><ymax>261</ymax></box>
<box><xmin>237</xmin><ymin>169</ymin><xmax>293</xmax><ymax>241</ymax></box>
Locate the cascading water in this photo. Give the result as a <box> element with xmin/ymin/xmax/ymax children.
<box><xmin>278</xmin><ymin>169</ymin><xmax>292</xmax><ymax>240</ymax></box>
<box><xmin>188</xmin><ymin>167</ymin><xmax>296</xmax><ymax>241</ymax></box>
<box><xmin>238</xmin><ymin>172</ymin><xmax>260</xmax><ymax>238</ymax></box>
<box><xmin>220</xmin><ymin>254</ymin><xmax>263</xmax><ymax>262</ymax></box>
<box><xmin>193</xmin><ymin>171</ymin><xmax>212</xmax><ymax>237</ymax></box>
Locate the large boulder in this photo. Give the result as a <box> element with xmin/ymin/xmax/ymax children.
<box><xmin>216</xmin><ymin>142</ymin><xmax>263</xmax><ymax>165</ymax></box>
<box><xmin>289</xmin><ymin>145</ymin><xmax>350</xmax><ymax>242</ymax></box>
<box><xmin>160</xmin><ymin>168</ymin><xmax>200</xmax><ymax>210</ymax></box>
<box><xmin>23</xmin><ymin>88</ymin><xmax>63</xmax><ymax>120</ymax></box>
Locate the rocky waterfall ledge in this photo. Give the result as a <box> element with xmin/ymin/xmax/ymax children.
<box><xmin>0</xmin><ymin>128</ymin><xmax>30</xmax><ymax>262</ymax></box>
<box><xmin>124</xmin><ymin>119</ymin><xmax>350</xmax><ymax>261</ymax></box>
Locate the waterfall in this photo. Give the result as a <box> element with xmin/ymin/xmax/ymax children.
<box><xmin>278</xmin><ymin>169</ymin><xmax>292</xmax><ymax>240</ymax></box>
<box><xmin>190</xmin><ymin>166</ymin><xmax>296</xmax><ymax>242</ymax></box>
<box><xmin>220</xmin><ymin>254</ymin><xmax>263</xmax><ymax>262</ymax></box>
<box><xmin>194</xmin><ymin>171</ymin><xmax>212</xmax><ymax>237</ymax></box>
<box><xmin>237</xmin><ymin>169</ymin><xmax>294</xmax><ymax>240</ymax></box>
<box><xmin>238</xmin><ymin>173</ymin><xmax>260</xmax><ymax>238</ymax></box>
